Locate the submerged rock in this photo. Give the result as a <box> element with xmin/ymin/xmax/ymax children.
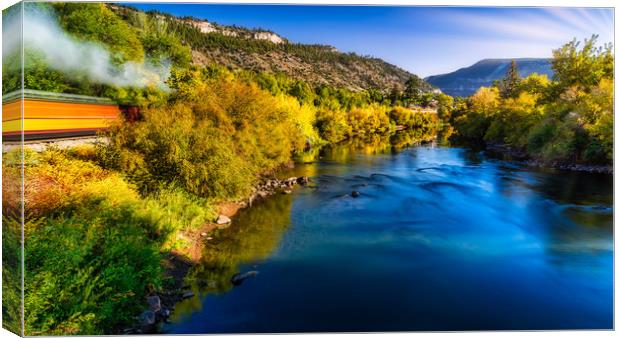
<box><xmin>139</xmin><ymin>310</ymin><xmax>156</xmax><ymax>327</ymax></box>
<box><xmin>231</xmin><ymin>270</ymin><xmax>259</xmax><ymax>286</ymax></box>
<box><xmin>351</xmin><ymin>191</ymin><xmax>361</xmax><ymax>198</ymax></box>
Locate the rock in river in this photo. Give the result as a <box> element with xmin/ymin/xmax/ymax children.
<box><xmin>351</xmin><ymin>191</ymin><xmax>361</xmax><ymax>198</ymax></box>
<box><xmin>216</xmin><ymin>215</ymin><xmax>231</xmax><ymax>225</ymax></box>
<box><xmin>231</xmin><ymin>271</ymin><xmax>259</xmax><ymax>286</ymax></box>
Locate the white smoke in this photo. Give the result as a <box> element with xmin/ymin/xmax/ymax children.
<box><xmin>3</xmin><ymin>6</ymin><xmax>170</xmax><ymax>89</ymax></box>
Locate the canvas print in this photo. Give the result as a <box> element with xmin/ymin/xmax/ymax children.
<box><xmin>1</xmin><ymin>1</ymin><xmax>614</xmax><ymax>335</ymax></box>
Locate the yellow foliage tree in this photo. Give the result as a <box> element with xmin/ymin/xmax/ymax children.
<box><xmin>469</xmin><ymin>86</ymin><xmax>500</xmax><ymax>115</ymax></box>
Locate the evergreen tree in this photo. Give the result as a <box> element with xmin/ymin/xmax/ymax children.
<box><xmin>403</xmin><ymin>76</ymin><xmax>423</xmax><ymax>104</ymax></box>
<box><xmin>499</xmin><ymin>60</ymin><xmax>521</xmax><ymax>98</ymax></box>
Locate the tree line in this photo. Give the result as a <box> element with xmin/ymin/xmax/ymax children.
<box><xmin>449</xmin><ymin>36</ymin><xmax>613</xmax><ymax>164</ymax></box>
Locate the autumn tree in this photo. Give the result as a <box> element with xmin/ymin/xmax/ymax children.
<box><xmin>469</xmin><ymin>86</ymin><xmax>500</xmax><ymax>115</ymax></box>
<box><xmin>552</xmin><ymin>35</ymin><xmax>613</xmax><ymax>91</ymax></box>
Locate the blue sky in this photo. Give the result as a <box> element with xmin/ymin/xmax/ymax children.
<box><xmin>127</xmin><ymin>4</ymin><xmax>614</xmax><ymax>77</ymax></box>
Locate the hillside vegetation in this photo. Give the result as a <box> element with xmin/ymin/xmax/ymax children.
<box><xmin>110</xmin><ymin>5</ymin><xmax>432</xmax><ymax>93</ymax></box>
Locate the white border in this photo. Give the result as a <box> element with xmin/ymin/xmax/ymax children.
<box><xmin>0</xmin><ymin>1</ymin><xmax>616</xmax><ymax>338</ymax></box>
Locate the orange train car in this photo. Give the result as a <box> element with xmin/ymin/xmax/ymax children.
<box><xmin>2</xmin><ymin>89</ymin><xmax>137</xmax><ymax>142</ymax></box>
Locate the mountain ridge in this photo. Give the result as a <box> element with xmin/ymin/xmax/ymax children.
<box><xmin>426</xmin><ymin>58</ymin><xmax>554</xmax><ymax>97</ymax></box>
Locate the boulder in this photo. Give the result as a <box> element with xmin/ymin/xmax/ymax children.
<box><xmin>297</xmin><ymin>176</ymin><xmax>310</xmax><ymax>185</ymax></box>
<box><xmin>216</xmin><ymin>215</ymin><xmax>231</xmax><ymax>225</ymax></box>
<box><xmin>231</xmin><ymin>270</ymin><xmax>259</xmax><ymax>286</ymax></box>
<box><xmin>182</xmin><ymin>291</ymin><xmax>194</xmax><ymax>299</ymax></box>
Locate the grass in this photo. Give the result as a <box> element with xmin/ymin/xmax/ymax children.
<box><xmin>9</xmin><ymin>147</ymin><xmax>216</xmax><ymax>335</ymax></box>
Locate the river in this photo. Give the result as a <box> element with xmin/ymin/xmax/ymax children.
<box><xmin>164</xmin><ymin>133</ymin><xmax>613</xmax><ymax>333</ymax></box>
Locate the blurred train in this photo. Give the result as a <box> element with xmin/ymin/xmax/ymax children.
<box><xmin>2</xmin><ymin>89</ymin><xmax>139</xmax><ymax>142</ymax></box>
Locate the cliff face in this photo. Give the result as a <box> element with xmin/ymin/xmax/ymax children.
<box><xmin>426</xmin><ymin>58</ymin><xmax>554</xmax><ymax>97</ymax></box>
<box><xmin>188</xmin><ymin>19</ymin><xmax>284</xmax><ymax>42</ymax></box>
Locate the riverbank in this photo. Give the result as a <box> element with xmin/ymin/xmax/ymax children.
<box><xmin>485</xmin><ymin>143</ymin><xmax>612</xmax><ymax>174</ymax></box>
<box><xmin>8</xmin><ymin>143</ymin><xmax>318</xmax><ymax>335</ymax></box>
<box><xmin>125</xmin><ymin>129</ymin><xmax>449</xmax><ymax>333</ymax></box>
<box><xmin>126</xmin><ymin>174</ymin><xmax>312</xmax><ymax>334</ymax></box>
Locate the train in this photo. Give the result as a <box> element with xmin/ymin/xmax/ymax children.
<box><xmin>2</xmin><ymin>89</ymin><xmax>139</xmax><ymax>142</ymax></box>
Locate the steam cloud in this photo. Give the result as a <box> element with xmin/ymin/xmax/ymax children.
<box><xmin>3</xmin><ymin>7</ymin><xmax>170</xmax><ymax>89</ymax></box>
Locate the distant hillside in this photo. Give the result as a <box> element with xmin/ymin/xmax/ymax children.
<box><xmin>112</xmin><ymin>5</ymin><xmax>433</xmax><ymax>93</ymax></box>
<box><xmin>426</xmin><ymin>58</ymin><xmax>554</xmax><ymax>97</ymax></box>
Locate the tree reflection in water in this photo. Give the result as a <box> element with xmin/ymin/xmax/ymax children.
<box><xmin>171</xmin><ymin>194</ymin><xmax>294</xmax><ymax>319</ymax></box>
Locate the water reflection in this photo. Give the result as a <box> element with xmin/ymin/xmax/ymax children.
<box><xmin>170</xmin><ymin>194</ymin><xmax>293</xmax><ymax>321</ymax></box>
<box><xmin>167</xmin><ymin>131</ymin><xmax>613</xmax><ymax>333</ymax></box>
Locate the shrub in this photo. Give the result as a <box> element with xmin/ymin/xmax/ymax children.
<box><xmin>347</xmin><ymin>104</ymin><xmax>391</xmax><ymax>136</ymax></box>
<box><xmin>315</xmin><ymin>109</ymin><xmax>350</xmax><ymax>143</ymax></box>
<box><xmin>102</xmin><ymin>71</ymin><xmax>306</xmax><ymax>200</ymax></box>
<box><xmin>389</xmin><ymin>106</ymin><xmax>413</xmax><ymax>126</ymax></box>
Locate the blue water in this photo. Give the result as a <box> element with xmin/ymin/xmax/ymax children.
<box><xmin>165</xmin><ymin>142</ymin><xmax>613</xmax><ymax>333</ymax></box>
